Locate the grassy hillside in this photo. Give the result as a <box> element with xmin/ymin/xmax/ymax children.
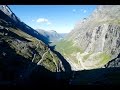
<box><xmin>0</xmin><ymin>17</ymin><xmax>63</xmax><ymax>72</ymax></box>
<box><xmin>55</xmin><ymin>39</ymin><xmax>83</xmax><ymax>55</ymax></box>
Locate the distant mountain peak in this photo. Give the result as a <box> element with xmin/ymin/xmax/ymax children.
<box><xmin>49</xmin><ymin>30</ymin><xmax>56</xmax><ymax>32</ymax></box>
<box><xmin>36</xmin><ymin>29</ymin><xmax>67</xmax><ymax>42</ymax></box>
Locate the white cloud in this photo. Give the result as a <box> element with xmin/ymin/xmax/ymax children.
<box><xmin>72</xmin><ymin>9</ymin><xmax>76</xmax><ymax>12</ymax></box>
<box><xmin>36</xmin><ymin>18</ymin><xmax>48</xmax><ymax>23</ymax></box>
<box><xmin>36</xmin><ymin>18</ymin><xmax>52</xmax><ymax>25</ymax></box>
<box><xmin>83</xmin><ymin>10</ymin><xmax>87</xmax><ymax>13</ymax></box>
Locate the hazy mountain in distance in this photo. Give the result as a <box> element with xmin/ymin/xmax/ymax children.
<box><xmin>36</xmin><ymin>29</ymin><xmax>67</xmax><ymax>43</ymax></box>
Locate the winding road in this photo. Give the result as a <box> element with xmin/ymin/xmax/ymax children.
<box><xmin>18</xmin><ymin>41</ymin><xmax>49</xmax><ymax>81</ymax></box>
<box><xmin>66</xmin><ymin>57</ymin><xmax>81</xmax><ymax>71</ymax></box>
<box><xmin>37</xmin><ymin>50</ymin><xmax>49</xmax><ymax>65</ymax></box>
<box><xmin>49</xmin><ymin>50</ymin><xmax>59</xmax><ymax>72</ymax></box>
<box><xmin>76</xmin><ymin>52</ymin><xmax>88</xmax><ymax>70</ymax></box>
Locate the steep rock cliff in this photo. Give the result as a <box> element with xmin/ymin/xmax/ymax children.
<box><xmin>56</xmin><ymin>5</ymin><xmax>120</xmax><ymax>70</ymax></box>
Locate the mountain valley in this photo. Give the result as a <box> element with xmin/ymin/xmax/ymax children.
<box><xmin>0</xmin><ymin>5</ymin><xmax>120</xmax><ymax>87</ymax></box>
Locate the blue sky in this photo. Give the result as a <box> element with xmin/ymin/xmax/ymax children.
<box><xmin>9</xmin><ymin>5</ymin><xmax>97</xmax><ymax>33</ymax></box>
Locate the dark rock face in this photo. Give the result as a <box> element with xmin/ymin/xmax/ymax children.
<box><xmin>105</xmin><ymin>54</ymin><xmax>120</xmax><ymax>68</ymax></box>
<box><xmin>0</xmin><ymin>5</ymin><xmax>67</xmax><ymax>85</ymax></box>
<box><xmin>0</xmin><ymin>5</ymin><xmax>50</xmax><ymax>44</ymax></box>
